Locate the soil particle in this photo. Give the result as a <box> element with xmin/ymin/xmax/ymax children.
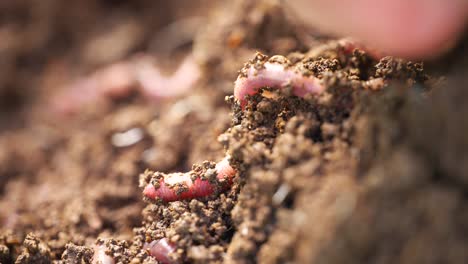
<box><xmin>136</xmin><ymin>190</ymin><xmax>239</xmax><ymax>263</ymax></box>
<box><xmin>61</xmin><ymin>243</ymin><xmax>94</xmax><ymax>264</ymax></box>
<box><xmin>15</xmin><ymin>234</ymin><xmax>51</xmax><ymax>264</ymax></box>
<box><xmin>375</xmin><ymin>57</ymin><xmax>426</xmax><ymax>82</ymax></box>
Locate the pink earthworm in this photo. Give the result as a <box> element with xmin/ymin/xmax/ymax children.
<box><xmin>92</xmin><ymin>244</ymin><xmax>115</xmax><ymax>264</ymax></box>
<box><xmin>134</xmin><ymin>55</ymin><xmax>201</xmax><ymax>100</ymax></box>
<box><xmin>232</xmin><ymin>39</ymin><xmax>383</xmax><ymax>108</ymax></box>
<box><xmin>144</xmin><ymin>238</ymin><xmax>177</xmax><ymax>264</ymax></box>
<box><xmin>234</xmin><ymin>56</ymin><xmax>325</xmax><ymax>108</ymax></box>
<box><xmin>51</xmin><ymin>55</ymin><xmax>200</xmax><ymax>115</ymax></box>
<box><xmin>143</xmin><ymin>156</ymin><xmax>236</xmax><ymax>202</ymax></box>
<box><xmin>51</xmin><ymin>62</ymin><xmax>134</xmax><ymax>115</ymax></box>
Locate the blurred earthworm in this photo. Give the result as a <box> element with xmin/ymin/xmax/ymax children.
<box><xmin>134</xmin><ymin>55</ymin><xmax>200</xmax><ymax>100</ymax></box>
<box><xmin>51</xmin><ymin>55</ymin><xmax>200</xmax><ymax>115</ymax></box>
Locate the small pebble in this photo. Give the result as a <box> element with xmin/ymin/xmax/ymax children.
<box><xmin>111</xmin><ymin>128</ymin><xmax>144</xmax><ymax>147</ymax></box>
<box><xmin>272</xmin><ymin>183</ymin><xmax>291</xmax><ymax>206</ymax></box>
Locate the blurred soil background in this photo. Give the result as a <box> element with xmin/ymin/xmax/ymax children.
<box><xmin>0</xmin><ymin>0</ymin><xmax>467</xmax><ymax>263</ymax></box>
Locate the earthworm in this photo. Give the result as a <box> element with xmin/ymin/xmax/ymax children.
<box><xmin>92</xmin><ymin>244</ymin><xmax>115</xmax><ymax>264</ymax></box>
<box><xmin>134</xmin><ymin>55</ymin><xmax>200</xmax><ymax>100</ymax></box>
<box><xmin>143</xmin><ymin>156</ymin><xmax>236</xmax><ymax>202</ymax></box>
<box><xmin>144</xmin><ymin>238</ymin><xmax>177</xmax><ymax>264</ymax></box>
<box><xmin>51</xmin><ymin>62</ymin><xmax>134</xmax><ymax>115</ymax></box>
<box><xmin>51</xmin><ymin>55</ymin><xmax>200</xmax><ymax>115</ymax></box>
<box><xmin>233</xmin><ymin>39</ymin><xmax>383</xmax><ymax>108</ymax></box>
<box><xmin>234</xmin><ymin>54</ymin><xmax>325</xmax><ymax>108</ymax></box>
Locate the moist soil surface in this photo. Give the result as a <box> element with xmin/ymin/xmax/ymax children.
<box><xmin>1</xmin><ymin>1</ymin><xmax>468</xmax><ymax>263</ymax></box>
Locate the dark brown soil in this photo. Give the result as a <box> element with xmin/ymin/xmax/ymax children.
<box><xmin>1</xmin><ymin>0</ymin><xmax>467</xmax><ymax>263</ymax></box>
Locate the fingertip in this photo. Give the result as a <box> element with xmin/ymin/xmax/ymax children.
<box><xmin>355</xmin><ymin>0</ymin><xmax>467</xmax><ymax>59</ymax></box>
<box><xmin>287</xmin><ymin>0</ymin><xmax>468</xmax><ymax>59</ymax></box>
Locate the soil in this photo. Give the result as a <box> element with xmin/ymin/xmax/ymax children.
<box><xmin>1</xmin><ymin>0</ymin><xmax>468</xmax><ymax>263</ymax></box>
